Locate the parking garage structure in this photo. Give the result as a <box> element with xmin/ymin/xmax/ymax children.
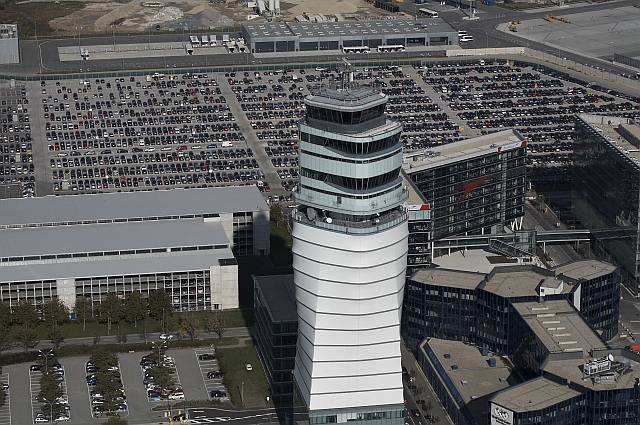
<box><xmin>241</xmin><ymin>20</ymin><xmax>458</xmax><ymax>53</ymax></box>
<box><xmin>0</xmin><ymin>186</ymin><xmax>269</xmax><ymax>311</ymax></box>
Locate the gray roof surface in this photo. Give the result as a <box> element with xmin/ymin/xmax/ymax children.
<box><xmin>410</xmin><ymin>268</ymin><xmax>483</xmax><ymax>290</ymax></box>
<box><xmin>254</xmin><ymin>274</ymin><xmax>297</xmax><ymax>322</ymax></box>
<box><xmin>424</xmin><ymin>339</ymin><xmax>512</xmax><ymax>425</ymax></box>
<box><xmin>490</xmin><ymin>377</ymin><xmax>582</xmax><ymax>412</ymax></box>
<box><xmin>513</xmin><ymin>300</ymin><xmax>604</xmax><ymax>355</ymax></box>
<box><xmin>0</xmin><ymin>186</ymin><xmax>268</xmax><ymax>227</ymax></box>
<box><xmin>0</xmin><ymin>249</ymin><xmax>234</xmax><ymax>283</ymax></box>
<box><xmin>482</xmin><ymin>266</ymin><xmax>571</xmax><ymax>298</ymax></box>
<box><xmin>542</xmin><ymin>351</ymin><xmax>640</xmax><ymax>391</ymax></box>
<box><xmin>402</xmin><ymin>129</ymin><xmax>525</xmax><ymax>173</ymax></box>
<box><xmin>552</xmin><ymin>259</ymin><xmax>617</xmax><ymax>281</ymax></box>
<box><xmin>243</xmin><ymin>19</ymin><xmax>454</xmax><ymax>39</ymax></box>
<box><xmin>0</xmin><ymin>219</ymin><xmax>229</xmax><ymax>258</ymax></box>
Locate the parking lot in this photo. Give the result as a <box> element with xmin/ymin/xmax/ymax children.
<box><xmin>193</xmin><ymin>348</ymin><xmax>227</xmax><ymax>400</ymax></box>
<box><xmin>0</xmin><ymin>87</ymin><xmax>34</xmax><ymax>192</ymax></box>
<box><xmin>9</xmin><ymin>60</ymin><xmax>640</xmax><ymax>208</ymax></box>
<box><xmin>0</xmin><ymin>373</ymin><xmax>10</xmax><ymax>425</ymax></box>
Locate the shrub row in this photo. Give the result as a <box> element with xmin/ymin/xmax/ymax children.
<box><xmin>0</xmin><ymin>337</ymin><xmax>238</xmax><ymax>366</ymax></box>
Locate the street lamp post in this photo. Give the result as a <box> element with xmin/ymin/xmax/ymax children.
<box><xmin>42</xmin><ymin>398</ymin><xmax>54</xmax><ymax>422</ymax></box>
<box><xmin>162</xmin><ymin>307</ymin><xmax>165</xmax><ymax>334</ymax></box>
<box><xmin>38</xmin><ymin>348</ymin><xmax>54</xmax><ymax>372</ymax></box>
<box><xmin>241</xmin><ymin>381</ymin><xmax>244</xmax><ymax>406</ymax></box>
<box><xmin>152</xmin><ymin>341</ymin><xmax>167</xmax><ymax>363</ymax></box>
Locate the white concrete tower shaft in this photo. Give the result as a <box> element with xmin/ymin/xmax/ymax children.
<box><xmin>292</xmin><ymin>77</ymin><xmax>408</xmax><ymax>424</ymax></box>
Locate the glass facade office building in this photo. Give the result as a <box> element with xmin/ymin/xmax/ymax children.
<box><xmin>403</xmin><ymin>131</ymin><xmax>527</xmax><ymax>241</ymax></box>
<box><xmin>572</xmin><ymin>114</ymin><xmax>640</xmax><ymax>295</ymax></box>
<box><xmin>406</xmin><ymin>260</ymin><xmax>620</xmax><ymax>357</ymax></box>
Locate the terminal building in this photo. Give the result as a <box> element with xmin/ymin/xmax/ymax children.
<box><xmin>0</xmin><ymin>24</ymin><xmax>19</xmax><ymax>65</ymax></box>
<box><xmin>572</xmin><ymin>114</ymin><xmax>640</xmax><ymax>296</ymax></box>
<box><xmin>241</xmin><ymin>20</ymin><xmax>457</xmax><ymax>53</ymax></box>
<box><xmin>291</xmin><ymin>65</ymin><xmax>408</xmax><ymax>424</ymax></box>
<box><xmin>0</xmin><ymin>186</ymin><xmax>270</xmax><ymax>312</ymax></box>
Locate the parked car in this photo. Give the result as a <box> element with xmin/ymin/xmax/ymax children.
<box><xmin>159</xmin><ymin>333</ymin><xmax>174</xmax><ymax>340</ymax></box>
<box><xmin>245</xmin><ymin>364</ymin><xmax>253</xmax><ymax>371</ymax></box>
<box><xmin>29</xmin><ymin>364</ymin><xmax>42</xmax><ymax>371</ymax></box>
<box><xmin>210</xmin><ymin>390</ymin><xmax>227</xmax><ymax>398</ymax></box>
<box><xmin>198</xmin><ymin>354</ymin><xmax>215</xmax><ymax>361</ymax></box>
<box><xmin>207</xmin><ymin>371</ymin><xmax>223</xmax><ymax>379</ymax></box>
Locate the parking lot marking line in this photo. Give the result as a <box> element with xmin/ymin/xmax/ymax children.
<box><xmin>0</xmin><ymin>373</ymin><xmax>11</xmax><ymax>425</ymax></box>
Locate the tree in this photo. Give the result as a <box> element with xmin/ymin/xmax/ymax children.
<box><xmin>74</xmin><ymin>296</ymin><xmax>93</xmax><ymax>331</ymax></box>
<box><xmin>139</xmin><ymin>320</ymin><xmax>150</xmax><ymax>344</ymax></box>
<box><xmin>124</xmin><ymin>291</ymin><xmax>146</xmax><ymax>328</ymax></box>
<box><xmin>0</xmin><ymin>302</ymin><xmax>11</xmax><ymax>331</ymax></box>
<box><xmin>47</xmin><ymin>326</ymin><xmax>64</xmax><ymax>350</ymax></box>
<box><xmin>116</xmin><ymin>326</ymin><xmax>127</xmax><ymax>345</ymax></box>
<box><xmin>205</xmin><ymin>310</ymin><xmax>227</xmax><ymax>342</ymax></box>
<box><xmin>104</xmin><ymin>416</ymin><xmax>128</xmax><ymax>425</ymax></box>
<box><xmin>148</xmin><ymin>290</ymin><xmax>172</xmax><ymax>323</ymax></box>
<box><xmin>42</xmin><ymin>297</ymin><xmax>70</xmax><ymax>326</ymax></box>
<box><xmin>13</xmin><ymin>299</ymin><xmax>38</xmax><ymax>327</ymax></box>
<box><xmin>0</xmin><ymin>302</ymin><xmax>12</xmax><ymax>354</ymax></box>
<box><xmin>178</xmin><ymin>312</ymin><xmax>200</xmax><ymax>342</ymax></box>
<box><xmin>14</xmin><ymin>323</ymin><xmax>38</xmax><ymax>352</ymax></box>
<box><xmin>97</xmin><ymin>292</ymin><xmax>123</xmax><ymax>325</ymax></box>
<box><xmin>270</xmin><ymin>202</ymin><xmax>283</xmax><ymax>227</ymax></box>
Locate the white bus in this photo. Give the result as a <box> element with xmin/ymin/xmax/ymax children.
<box><xmin>226</xmin><ymin>42</ymin><xmax>235</xmax><ymax>53</ymax></box>
<box><xmin>210</xmin><ymin>35</ymin><xmax>217</xmax><ymax>46</ymax></box>
<box><xmin>342</xmin><ymin>46</ymin><xmax>370</xmax><ymax>54</ymax></box>
<box><xmin>418</xmin><ymin>8</ymin><xmax>438</xmax><ymax>17</ymax></box>
<box><xmin>185</xmin><ymin>43</ymin><xmax>194</xmax><ymax>55</ymax></box>
<box><xmin>189</xmin><ymin>35</ymin><xmax>200</xmax><ymax>47</ymax></box>
<box><xmin>376</xmin><ymin>44</ymin><xmax>405</xmax><ymax>52</ymax></box>
<box><xmin>236</xmin><ymin>41</ymin><xmax>246</xmax><ymax>52</ymax></box>
<box><xmin>201</xmin><ymin>35</ymin><xmax>209</xmax><ymax>47</ymax></box>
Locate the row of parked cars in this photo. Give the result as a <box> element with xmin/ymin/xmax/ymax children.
<box><xmin>141</xmin><ymin>353</ymin><xmax>185</xmax><ymax>400</ymax></box>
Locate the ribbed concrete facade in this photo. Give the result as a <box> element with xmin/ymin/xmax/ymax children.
<box><xmin>292</xmin><ymin>73</ymin><xmax>408</xmax><ymax>424</ymax></box>
<box><xmin>293</xmin><ymin>224</ymin><xmax>408</xmax><ymax>410</ymax></box>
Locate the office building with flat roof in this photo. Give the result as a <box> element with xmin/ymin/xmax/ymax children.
<box><xmin>241</xmin><ymin>20</ymin><xmax>457</xmax><ymax>53</ymax></box>
<box><xmin>402</xmin><ymin>129</ymin><xmax>527</xmax><ymax>244</ymax></box>
<box><xmin>573</xmin><ymin>114</ymin><xmax>640</xmax><ymax>296</ymax></box>
<box><xmin>0</xmin><ymin>187</ymin><xmax>269</xmax><ymax>311</ymax></box>
<box><xmin>253</xmin><ymin>274</ymin><xmax>298</xmax><ymax>402</ymax></box>
<box><xmin>405</xmin><ymin>258</ymin><xmax>619</xmax><ymax>356</ymax></box>
<box><xmin>291</xmin><ymin>67</ymin><xmax>408</xmax><ymax>424</ymax></box>
<box><xmin>419</xmin><ymin>297</ymin><xmax>639</xmax><ymax>425</ymax></box>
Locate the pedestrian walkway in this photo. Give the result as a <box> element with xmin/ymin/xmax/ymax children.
<box><xmin>401</xmin><ymin>342</ymin><xmax>452</xmax><ymax>425</ymax></box>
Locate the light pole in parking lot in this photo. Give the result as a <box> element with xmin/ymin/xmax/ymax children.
<box><xmin>42</xmin><ymin>397</ymin><xmax>54</xmax><ymax>422</ymax></box>
<box><xmin>38</xmin><ymin>348</ymin><xmax>54</xmax><ymax>372</ymax></box>
<box><xmin>152</xmin><ymin>341</ymin><xmax>167</xmax><ymax>363</ymax></box>
<box><xmin>241</xmin><ymin>381</ymin><xmax>244</xmax><ymax>406</ymax></box>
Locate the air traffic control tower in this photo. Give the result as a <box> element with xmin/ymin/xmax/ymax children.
<box><xmin>291</xmin><ymin>61</ymin><xmax>408</xmax><ymax>425</ymax></box>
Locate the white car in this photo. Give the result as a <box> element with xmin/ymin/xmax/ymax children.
<box><xmin>245</xmin><ymin>364</ymin><xmax>253</xmax><ymax>371</ymax></box>
<box><xmin>459</xmin><ymin>35</ymin><xmax>474</xmax><ymax>42</ymax></box>
<box><xmin>144</xmin><ymin>147</ymin><xmax>156</xmax><ymax>152</ymax></box>
<box><xmin>159</xmin><ymin>333</ymin><xmax>173</xmax><ymax>340</ymax></box>
<box><xmin>34</xmin><ymin>417</ymin><xmax>48</xmax><ymax>423</ymax></box>
<box><xmin>55</xmin><ymin>414</ymin><xmax>70</xmax><ymax>422</ymax></box>
<box><xmin>168</xmin><ymin>392</ymin><xmax>185</xmax><ymax>400</ymax></box>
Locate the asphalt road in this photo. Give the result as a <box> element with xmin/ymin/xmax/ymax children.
<box><xmin>60</xmin><ymin>356</ymin><xmax>94</xmax><ymax>425</ymax></box>
<box><xmin>186</xmin><ymin>406</ymin><xmax>278</xmax><ymax>425</ymax></box>
<box><xmin>171</xmin><ymin>348</ymin><xmax>210</xmax><ymax>401</ymax></box>
<box><xmin>3</xmin><ymin>363</ymin><xmax>31</xmax><ymax>425</ymax></box>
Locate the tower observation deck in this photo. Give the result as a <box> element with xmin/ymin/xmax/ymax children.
<box><xmin>292</xmin><ymin>60</ymin><xmax>408</xmax><ymax>425</ymax></box>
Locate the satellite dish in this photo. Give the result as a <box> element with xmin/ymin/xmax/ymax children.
<box><xmin>306</xmin><ymin>207</ymin><xmax>317</xmax><ymax>221</ymax></box>
<box><xmin>326</xmin><ymin>217</ymin><xmax>332</xmax><ymax>224</ymax></box>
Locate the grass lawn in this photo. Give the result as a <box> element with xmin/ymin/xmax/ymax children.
<box><xmin>29</xmin><ymin>310</ymin><xmax>253</xmax><ymax>341</ymax></box>
<box><xmin>0</xmin><ymin>1</ymin><xmax>85</xmax><ymax>37</ymax></box>
<box><xmin>270</xmin><ymin>222</ymin><xmax>293</xmax><ymax>267</ymax></box>
<box><xmin>217</xmin><ymin>340</ymin><xmax>272</xmax><ymax>408</ymax></box>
